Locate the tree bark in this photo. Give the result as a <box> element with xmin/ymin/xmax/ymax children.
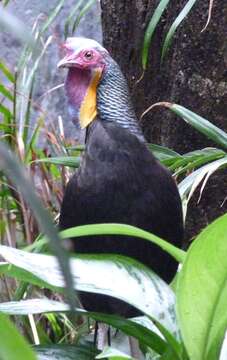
<box><xmin>100</xmin><ymin>0</ymin><xmax>227</xmax><ymax>243</ymax></box>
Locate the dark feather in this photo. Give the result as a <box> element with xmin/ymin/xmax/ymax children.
<box><xmin>60</xmin><ymin>120</ymin><xmax>183</xmax><ymax>317</ymax></box>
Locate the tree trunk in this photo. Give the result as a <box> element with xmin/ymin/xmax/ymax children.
<box><xmin>100</xmin><ymin>0</ymin><xmax>227</xmax><ymax>243</ymax></box>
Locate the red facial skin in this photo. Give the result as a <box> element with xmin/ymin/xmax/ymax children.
<box><xmin>60</xmin><ymin>45</ymin><xmax>106</xmax><ymax>72</ymax></box>
<box><xmin>59</xmin><ymin>44</ymin><xmax>107</xmax><ymax>124</ymax></box>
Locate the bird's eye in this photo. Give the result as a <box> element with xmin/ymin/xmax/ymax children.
<box><xmin>84</xmin><ymin>51</ymin><xmax>93</xmax><ymax>60</ymax></box>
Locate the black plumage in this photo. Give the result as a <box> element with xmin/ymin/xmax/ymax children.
<box><xmin>59</xmin><ymin>38</ymin><xmax>184</xmax><ymax>317</ymax></box>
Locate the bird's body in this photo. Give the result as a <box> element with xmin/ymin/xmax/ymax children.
<box><xmin>58</xmin><ymin>37</ymin><xmax>184</xmax><ymax>318</ymax></box>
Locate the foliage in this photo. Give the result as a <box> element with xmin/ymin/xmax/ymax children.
<box><xmin>0</xmin><ymin>1</ymin><xmax>226</xmax><ymax>359</ymax></box>
<box><xmin>142</xmin><ymin>0</ymin><xmax>214</xmax><ymax>69</ymax></box>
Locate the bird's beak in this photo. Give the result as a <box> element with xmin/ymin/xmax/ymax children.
<box><xmin>57</xmin><ymin>55</ymin><xmax>77</xmax><ymax>68</ymax></box>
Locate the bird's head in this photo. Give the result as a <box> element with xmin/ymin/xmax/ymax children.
<box><xmin>58</xmin><ymin>37</ymin><xmax>110</xmax><ymax>129</ymax></box>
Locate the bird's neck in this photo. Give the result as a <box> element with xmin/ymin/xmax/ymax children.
<box><xmin>97</xmin><ymin>61</ymin><xmax>145</xmax><ymax>142</ymax></box>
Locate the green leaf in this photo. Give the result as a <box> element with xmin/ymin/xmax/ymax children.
<box><xmin>64</xmin><ymin>0</ymin><xmax>84</xmax><ymax>38</ymax></box>
<box><xmin>0</xmin><ymin>61</ymin><xmax>15</xmax><ymax>83</ymax></box>
<box><xmin>0</xmin><ymin>299</ymin><xmax>167</xmax><ymax>355</ymax></box>
<box><xmin>0</xmin><ymin>246</ymin><xmax>179</xmax><ymax>337</ymax></box>
<box><xmin>40</xmin><ymin>0</ymin><xmax>66</xmax><ymax>34</ymax></box>
<box><xmin>0</xmin><ymin>103</ymin><xmax>13</xmax><ymax>118</ymax></box>
<box><xmin>161</xmin><ymin>0</ymin><xmax>198</xmax><ymax>61</ymax></box>
<box><xmin>0</xmin><ymin>142</ymin><xmax>77</xmax><ymax>315</ymax></box>
<box><xmin>148</xmin><ymin>143</ymin><xmax>181</xmax><ymax>163</ymax></box>
<box><xmin>172</xmin><ymin>148</ymin><xmax>226</xmax><ymax>177</ymax></box>
<box><xmin>61</xmin><ymin>223</ymin><xmax>185</xmax><ymax>263</ymax></box>
<box><xmin>2</xmin><ymin>0</ymin><xmax>11</xmax><ymax>7</ymax></box>
<box><xmin>0</xmin><ymin>84</ymin><xmax>14</xmax><ymax>101</ymax></box>
<box><xmin>179</xmin><ymin>156</ymin><xmax>227</xmax><ymax>207</ymax></box>
<box><xmin>0</xmin><ymin>313</ymin><xmax>37</xmax><ymax>360</ymax></box>
<box><xmin>34</xmin><ymin>343</ymin><xmax>98</xmax><ymax>360</ymax></box>
<box><xmin>34</xmin><ymin>156</ymin><xmax>80</xmax><ymax>168</ymax></box>
<box><xmin>177</xmin><ymin>214</ymin><xmax>227</xmax><ymax>360</ymax></box>
<box><xmin>36</xmin><ymin>146</ymin><xmax>180</xmax><ymax>169</ymax></box>
<box><xmin>142</xmin><ymin>0</ymin><xmax>170</xmax><ymax>69</ymax></box>
<box><xmin>71</xmin><ymin>0</ymin><xmax>96</xmax><ymax>35</ymax></box>
<box><xmin>169</xmin><ymin>104</ymin><xmax>227</xmax><ymax>150</ymax></box>
<box><xmin>179</xmin><ymin>156</ymin><xmax>227</xmax><ymax>221</ymax></box>
<box><xmin>96</xmin><ymin>346</ymin><xmax>133</xmax><ymax>359</ymax></box>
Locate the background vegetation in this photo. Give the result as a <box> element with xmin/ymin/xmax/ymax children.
<box><xmin>0</xmin><ymin>0</ymin><xmax>226</xmax><ymax>359</ymax></box>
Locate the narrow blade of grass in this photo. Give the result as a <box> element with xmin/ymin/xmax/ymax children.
<box><xmin>61</xmin><ymin>223</ymin><xmax>185</xmax><ymax>263</ymax></box>
<box><xmin>64</xmin><ymin>0</ymin><xmax>84</xmax><ymax>38</ymax></box>
<box><xmin>0</xmin><ymin>61</ymin><xmax>15</xmax><ymax>83</ymax></box>
<box><xmin>0</xmin><ymin>103</ymin><xmax>13</xmax><ymax>119</ymax></box>
<box><xmin>34</xmin><ymin>156</ymin><xmax>81</xmax><ymax>168</ymax></box>
<box><xmin>161</xmin><ymin>0</ymin><xmax>198</xmax><ymax>61</ymax></box>
<box><xmin>0</xmin><ymin>142</ymin><xmax>77</xmax><ymax>317</ymax></box>
<box><xmin>142</xmin><ymin>0</ymin><xmax>170</xmax><ymax>70</ymax></box>
<box><xmin>40</xmin><ymin>0</ymin><xmax>66</xmax><ymax>34</ymax></box>
<box><xmin>148</xmin><ymin>103</ymin><xmax>227</xmax><ymax>150</ymax></box>
<box><xmin>0</xmin><ymin>84</ymin><xmax>14</xmax><ymax>101</ymax></box>
<box><xmin>72</xmin><ymin>0</ymin><xmax>96</xmax><ymax>34</ymax></box>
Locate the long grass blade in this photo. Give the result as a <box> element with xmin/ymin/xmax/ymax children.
<box><xmin>72</xmin><ymin>0</ymin><xmax>96</xmax><ymax>34</ymax></box>
<box><xmin>0</xmin><ymin>142</ymin><xmax>77</xmax><ymax>317</ymax></box>
<box><xmin>142</xmin><ymin>0</ymin><xmax>170</xmax><ymax>70</ymax></box>
<box><xmin>0</xmin><ymin>103</ymin><xmax>13</xmax><ymax>119</ymax></box>
<box><xmin>0</xmin><ymin>61</ymin><xmax>15</xmax><ymax>83</ymax></box>
<box><xmin>0</xmin><ymin>84</ymin><xmax>14</xmax><ymax>101</ymax></box>
<box><xmin>34</xmin><ymin>156</ymin><xmax>81</xmax><ymax>168</ymax></box>
<box><xmin>161</xmin><ymin>0</ymin><xmax>198</xmax><ymax>61</ymax></box>
<box><xmin>144</xmin><ymin>102</ymin><xmax>227</xmax><ymax>150</ymax></box>
<box><xmin>179</xmin><ymin>156</ymin><xmax>227</xmax><ymax>219</ymax></box>
<box><xmin>40</xmin><ymin>0</ymin><xmax>66</xmax><ymax>34</ymax></box>
<box><xmin>64</xmin><ymin>0</ymin><xmax>84</xmax><ymax>38</ymax></box>
<box><xmin>61</xmin><ymin>223</ymin><xmax>185</xmax><ymax>263</ymax></box>
<box><xmin>170</xmin><ymin>104</ymin><xmax>227</xmax><ymax>149</ymax></box>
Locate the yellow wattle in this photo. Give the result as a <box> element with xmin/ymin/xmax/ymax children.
<box><xmin>79</xmin><ymin>69</ymin><xmax>102</xmax><ymax>129</ymax></box>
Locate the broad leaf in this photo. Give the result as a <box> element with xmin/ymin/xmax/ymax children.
<box><xmin>0</xmin><ymin>299</ymin><xmax>167</xmax><ymax>355</ymax></box>
<box><xmin>96</xmin><ymin>346</ymin><xmax>133</xmax><ymax>359</ymax></box>
<box><xmin>0</xmin><ymin>246</ymin><xmax>179</xmax><ymax>337</ymax></box>
<box><xmin>0</xmin><ymin>313</ymin><xmax>37</xmax><ymax>360</ymax></box>
<box><xmin>177</xmin><ymin>214</ymin><xmax>227</xmax><ymax>360</ymax></box>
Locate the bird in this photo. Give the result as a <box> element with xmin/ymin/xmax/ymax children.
<box><xmin>58</xmin><ymin>37</ymin><xmax>184</xmax><ymax>318</ymax></box>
